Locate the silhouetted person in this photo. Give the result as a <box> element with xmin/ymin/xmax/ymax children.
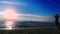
<box><xmin>54</xmin><ymin>14</ymin><xmax>60</xmax><ymax>30</ymax></box>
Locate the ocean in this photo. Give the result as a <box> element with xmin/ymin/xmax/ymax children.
<box><xmin>0</xmin><ymin>21</ymin><xmax>56</xmax><ymax>28</ymax></box>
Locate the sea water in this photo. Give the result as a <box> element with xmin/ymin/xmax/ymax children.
<box><xmin>0</xmin><ymin>21</ymin><xmax>56</xmax><ymax>28</ymax></box>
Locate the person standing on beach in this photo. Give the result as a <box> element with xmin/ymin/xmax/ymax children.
<box><xmin>54</xmin><ymin>14</ymin><xmax>60</xmax><ymax>30</ymax></box>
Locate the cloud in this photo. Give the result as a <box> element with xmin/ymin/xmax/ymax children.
<box><xmin>0</xmin><ymin>1</ymin><xmax>26</xmax><ymax>6</ymax></box>
<box><xmin>0</xmin><ymin>12</ymin><xmax>55</xmax><ymax>22</ymax></box>
<box><xmin>17</xmin><ymin>14</ymin><xmax>54</xmax><ymax>22</ymax></box>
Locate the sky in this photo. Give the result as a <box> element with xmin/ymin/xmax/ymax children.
<box><xmin>0</xmin><ymin>0</ymin><xmax>60</xmax><ymax>22</ymax></box>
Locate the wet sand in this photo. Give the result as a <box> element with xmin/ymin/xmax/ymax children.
<box><xmin>0</xmin><ymin>27</ymin><xmax>60</xmax><ymax>34</ymax></box>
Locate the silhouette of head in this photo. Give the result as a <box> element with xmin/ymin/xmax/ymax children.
<box><xmin>54</xmin><ymin>14</ymin><xmax>59</xmax><ymax>18</ymax></box>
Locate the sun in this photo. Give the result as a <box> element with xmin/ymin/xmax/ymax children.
<box><xmin>3</xmin><ymin>6</ymin><xmax>19</xmax><ymax>21</ymax></box>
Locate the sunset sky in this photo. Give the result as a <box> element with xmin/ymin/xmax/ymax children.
<box><xmin>0</xmin><ymin>0</ymin><xmax>60</xmax><ymax>22</ymax></box>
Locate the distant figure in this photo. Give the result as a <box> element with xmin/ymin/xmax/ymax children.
<box><xmin>54</xmin><ymin>14</ymin><xmax>60</xmax><ymax>30</ymax></box>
